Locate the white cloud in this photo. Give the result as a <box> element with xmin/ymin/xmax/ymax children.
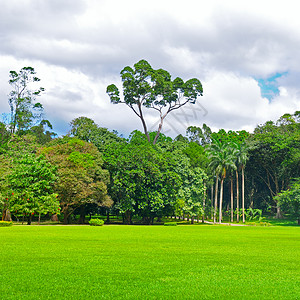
<box><xmin>1</xmin><ymin>0</ymin><xmax>300</xmax><ymax>137</ymax></box>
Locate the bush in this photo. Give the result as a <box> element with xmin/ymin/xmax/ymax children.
<box><xmin>0</xmin><ymin>221</ymin><xmax>13</xmax><ymax>227</ymax></box>
<box><xmin>89</xmin><ymin>219</ymin><xmax>104</xmax><ymax>226</ymax></box>
<box><xmin>164</xmin><ymin>222</ymin><xmax>177</xmax><ymax>226</ymax></box>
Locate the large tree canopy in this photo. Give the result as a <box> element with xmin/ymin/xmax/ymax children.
<box><xmin>40</xmin><ymin>137</ymin><xmax>112</xmax><ymax>224</ymax></box>
<box><xmin>107</xmin><ymin>59</ymin><xmax>203</xmax><ymax>144</ymax></box>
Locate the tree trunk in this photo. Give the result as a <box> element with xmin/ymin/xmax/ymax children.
<box><xmin>191</xmin><ymin>216</ymin><xmax>194</xmax><ymax>224</ymax></box>
<box><xmin>242</xmin><ymin>167</ymin><xmax>245</xmax><ymax>223</ymax></box>
<box><xmin>276</xmin><ymin>206</ymin><xmax>283</xmax><ymax>219</ymax></box>
<box><xmin>230</xmin><ymin>176</ymin><xmax>234</xmax><ymax>223</ymax></box>
<box><xmin>202</xmin><ymin>181</ymin><xmax>206</xmax><ymax>223</ymax></box>
<box><xmin>78</xmin><ymin>206</ymin><xmax>86</xmax><ymax>224</ymax></box>
<box><xmin>63</xmin><ymin>213</ymin><xmax>70</xmax><ymax>225</ymax></box>
<box><xmin>51</xmin><ymin>214</ymin><xmax>59</xmax><ymax>222</ymax></box>
<box><xmin>214</xmin><ymin>176</ymin><xmax>219</xmax><ymax>224</ymax></box>
<box><xmin>298</xmin><ymin>218</ymin><xmax>300</xmax><ymax>226</ymax></box>
<box><xmin>219</xmin><ymin>177</ymin><xmax>224</xmax><ymax>224</ymax></box>
<box><xmin>137</xmin><ymin>103</ymin><xmax>151</xmax><ymax>143</ymax></box>
<box><xmin>38</xmin><ymin>213</ymin><xmax>41</xmax><ymax>225</ymax></box>
<box><xmin>153</xmin><ymin>113</ymin><xmax>167</xmax><ymax>145</ymax></box>
<box><xmin>3</xmin><ymin>210</ymin><xmax>12</xmax><ymax>221</ymax></box>
<box><xmin>211</xmin><ymin>184</ymin><xmax>214</xmax><ymax>220</ymax></box>
<box><xmin>124</xmin><ymin>210</ymin><xmax>132</xmax><ymax>225</ymax></box>
<box><xmin>236</xmin><ymin>170</ymin><xmax>239</xmax><ymax>222</ymax></box>
<box><xmin>106</xmin><ymin>210</ymin><xmax>110</xmax><ymax>224</ymax></box>
<box><xmin>27</xmin><ymin>214</ymin><xmax>32</xmax><ymax>225</ymax></box>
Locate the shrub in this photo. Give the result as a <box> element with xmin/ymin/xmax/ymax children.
<box><xmin>164</xmin><ymin>222</ymin><xmax>177</xmax><ymax>226</ymax></box>
<box><xmin>0</xmin><ymin>221</ymin><xmax>13</xmax><ymax>227</ymax></box>
<box><xmin>89</xmin><ymin>219</ymin><xmax>104</xmax><ymax>226</ymax></box>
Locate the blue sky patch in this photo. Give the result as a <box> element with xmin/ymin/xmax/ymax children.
<box><xmin>256</xmin><ymin>72</ymin><xmax>288</xmax><ymax>100</ymax></box>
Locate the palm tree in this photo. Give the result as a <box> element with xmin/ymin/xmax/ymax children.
<box><xmin>207</xmin><ymin>139</ymin><xmax>236</xmax><ymax>224</ymax></box>
<box><xmin>234</xmin><ymin>142</ymin><xmax>249</xmax><ymax>223</ymax></box>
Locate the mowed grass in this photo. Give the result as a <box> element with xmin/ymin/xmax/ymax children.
<box><xmin>0</xmin><ymin>225</ymin><xmax>299</xmax><ymax>300</ymax></box>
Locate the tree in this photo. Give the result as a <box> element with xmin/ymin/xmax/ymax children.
<box><xmin>0</xmin><ymin>121</ymin><xmax>10</xmax><ymax>152</ymax></box>
<box><xmin>8</xmin><ymin>67</ymin><xmax>45</xmax><ymax>135</ymax></box>
<box><xmin>248</xmin><ymin>112</ymin><xmax>300</xmax><ymax>217</ymax></box>
<box><xmin>206</xmin><ymin>138</ymin><xmax>236</xmax><ymax>224</ymax></box>
<box><xmin>234</xmin><ymin>141</ymin><xmax>250</xmax><ymax>223</ymax></box>
<box><xmin>69</xmin><ymin>116</ymin><xmax>124</xmax><ymax>151</ymax></box>
<box><xmin>275</xmin><ymin>178</ymin><xmax>300</xmax><ymax>225</ymax></box>
<box><xmin>8</xmin><ymin>153</ymin><xmax>59</xmax><ymax>225</ymax></box>
<box><xmin>30</xmin><ymin>120</ymin><xmax>56</xmax><ymax>144</ymax></box>
<box><xmin>186</xmin><ymin>124</ymin><xmax>212</xmax><ymax>145</ymax></box>
<box><xmin>41</xmin><ymin>137</ymin><xmax>112</xmax><ymax>224</ymax></box>
<box><xmin>107</xmin><ymin>59</ymin><xmax>203</xmax><ymax>144</ymax></box>
<box><xmin>103</xmin><ymin>133</ymin><xmax>181</xmax><ymax>224</ymax></box>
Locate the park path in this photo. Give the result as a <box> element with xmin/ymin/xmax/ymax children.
<box><xmin>171</xmin><ymin>216</ymin><xmax>248</xmax><ymax>226</ymax></box>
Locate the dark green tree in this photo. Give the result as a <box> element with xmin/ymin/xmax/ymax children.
<box><xmin>275</xmin><ymin>178</ymin><xmax>300</xmax><ymax>225</ymax></box>
<box><xmin>103</xmin><ymin>132</ymin><xmax>181</xmax><ymax>224</ymax></box>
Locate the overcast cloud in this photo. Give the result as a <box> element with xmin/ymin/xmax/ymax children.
<box><xmin>1</xmin><ymin>0</ymin><xmax>300</xmax><ymax>137</ymax></box>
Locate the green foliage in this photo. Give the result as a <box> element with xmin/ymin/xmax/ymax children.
<box><xmin>164</xmin><ymin>222</ymin><xmax>177</xmax><ymax>226</ymax></box>
<box><xmin>275</xmin><ymin>178</ymin><xmax>300</xmax><ymax>223</ymax></box>
<box><xmin>69</xmin><ymin>116</ymin><xmax>123</xmax><ymax>151</ymax></box>
<box><xmin>8</xmin><ymin>67</ymin><xmax>45</xmax><ymax>135</ymax></box>
<box><xmin>103</xmin><ymin>136</ymin><xmax>182</xmax><ymax>224</ymax></box>
<box><xmin>41</xmin><ymin>136</ymin><xmax>112</xmax><ymax>223</ymax></box>
<box><xmin>0</xmin><ymin>221</ymin><xmax>13</xmax><ymax>227</ymax></box>
<box><xmin>7</xmin><ymin>153</ymin><xmax>59</xmax><ymax>224</ymax></box>
<box><xmin>89</xmin><ymin>218</ymin><xmax>104</xmax><ymax>226</ymax></box>
<box><xmin>247</xmin><ymin>111</ymin><xmax>300</xmax><ymax>213</ymax></box>
<box><xmin>107</xmin><ymin>59</ymin><xmax>203</xmax><ymax>144</ymax></box>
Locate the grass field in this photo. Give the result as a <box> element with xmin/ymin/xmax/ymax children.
<box><xmin>0</xmin><ymin>225</ymin><xmax>299</xmax><ymax>299</ymax></box>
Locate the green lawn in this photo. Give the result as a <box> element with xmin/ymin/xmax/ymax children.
<box><xmin>0</xmin><ymin>225</ymin><xmax>299</xmax><ymax>299</ymax></box>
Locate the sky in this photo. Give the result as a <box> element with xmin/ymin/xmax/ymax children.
<box><xmin>1</xmin><ymin>0</ymin><xmax>300</xmax><ymax>138</ymax></box>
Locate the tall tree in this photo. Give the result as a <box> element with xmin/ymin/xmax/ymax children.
<box><xmin>234</xmin><ymin>141</ymin><xmax>249</xmax><ymax>223</ymax></box>
<box><xmin>8</xmin><ymin>67</ymin><xmax>45</xmax><ymax>135</ymax></box>
<box><xmin>248</xmin><ymin>112</ymin><xmax>300</xmax><ymax>217</ymax></box>
<box><xmin>107</xmin><ymin>60</ymin><xmax>203</xmax><ymax>144</ymax></box>
<box><xmin>207</xmin><ymin>138</ymin><xmax>236</xmax><ymax>224</ymax></box>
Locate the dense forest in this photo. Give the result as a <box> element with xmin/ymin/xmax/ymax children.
<box><xmin>1</xmin><ymin>66</ymin><xmax>299</xmax><ymax>225</ymax></box>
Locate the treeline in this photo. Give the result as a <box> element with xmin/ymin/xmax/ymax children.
<box><xmin>0</xmin><ymin>112</ymin><xmax>299</xmax><ymax>225</ymax></box>
<box><xmin>0</xmin><ymin>66</ymin><xmax>299</xmax><ymax>225</ymax></box>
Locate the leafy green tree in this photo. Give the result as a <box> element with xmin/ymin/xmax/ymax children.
<box><xmin>248</xmin><ymin>112</ymin><xmax>300</xmax><ymax>217</ymax></box>
<box><xmin>0</xmin><ymin>134</ymin><xmax>41</xmax><ymax>221</ymax></box>
<box><xmin>206</xmin><ymin>138</ymin><xmax>236</xmax><ymax>224</ymax></box>
<box><xmin>8</xmin><ymin>67</ymin><xmax>45</xmax><ymax>135</ymax></box>
<box><xmin>107</xmin><ymin>59</ymin><xmax>203</xmax><ymax>144</ymax></box>
<box><xmin>186</xmin><ymin>124</ymin><xmax>212</xmax><ymax>145</ymax></box>
<box><xmin>41</xmin><ymin>137</ymin><xmax>112</xmax><ymax>224</ymax></box>
<box><xmin>69</xmin><ymin>116</ymin><xmax>124</xmax><ymax>151</ymax></box>
<box><xmin>275</xmin><ymin>178</ymin><xmax>300</xmax><ymax>225</ymax></box>
<box><xmin>30</xmin><ymin>120</ymin><xmax>56</xmax><ymax>144</ymax></box>
<box><xmin>0</xmin><ymin>122</ymin><xmax>10</xmax><ymax>152</ymax></box>
<box><xmin>8</xmin><ymin>153</ymin><xmax>59</xmax><ymax>225</ymax></box>
<box><xmin>103</xmin><ymin>133</ymin><xmax>181</xmax><ymax>224</ymax></box>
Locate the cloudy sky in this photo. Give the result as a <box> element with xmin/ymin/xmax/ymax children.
<box><xmin>1</xmin><ymin>0</ymin><xmax>300</xmax><ymax>137</ymax></box>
